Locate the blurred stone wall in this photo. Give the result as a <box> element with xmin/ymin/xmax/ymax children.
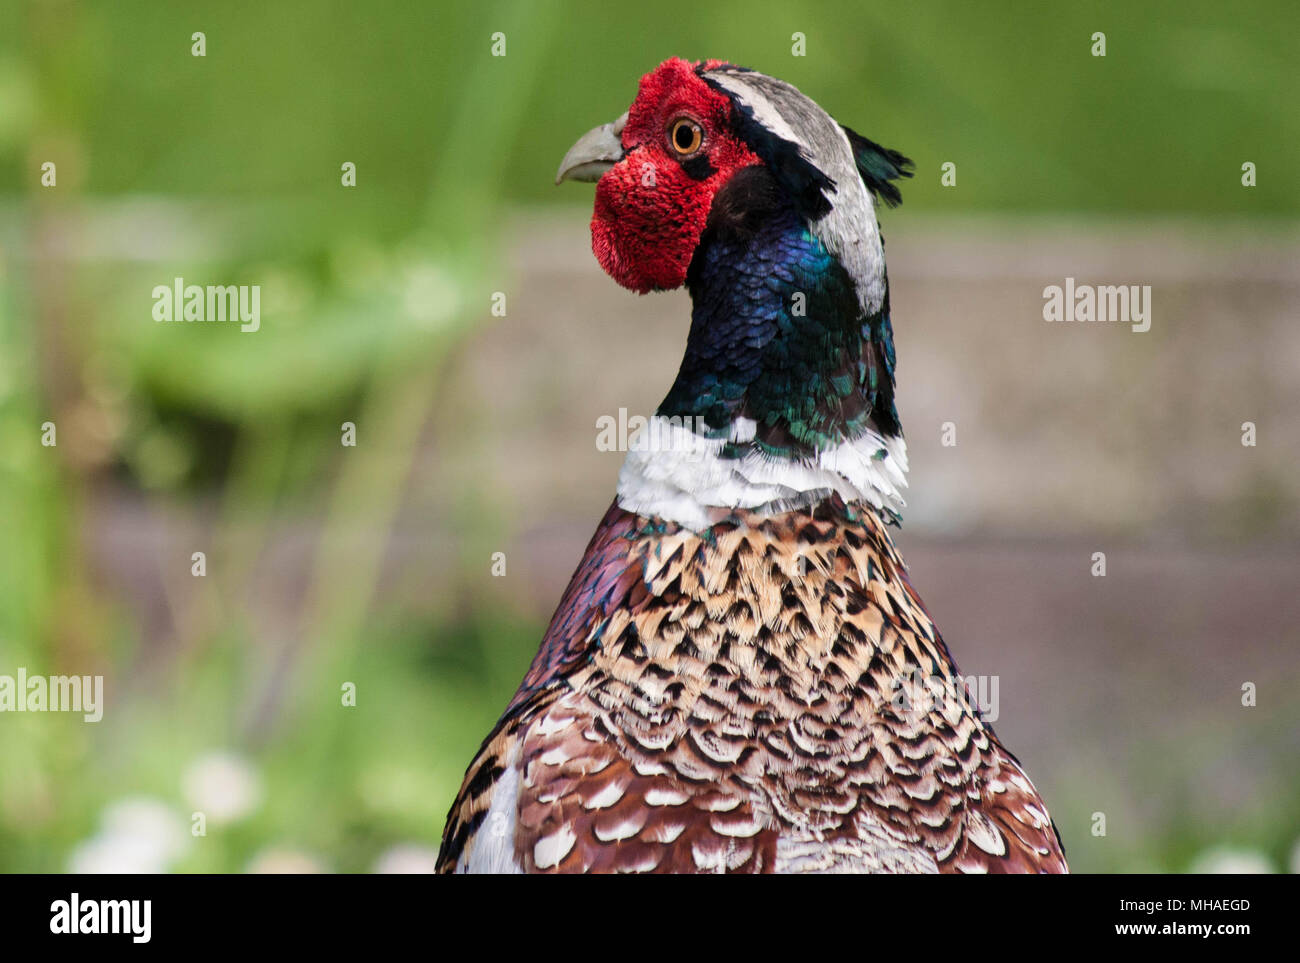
<box><xmin>434</xmin><ymin>212</ymin><xmax>1300</xmax><ymax>545</ymax></box>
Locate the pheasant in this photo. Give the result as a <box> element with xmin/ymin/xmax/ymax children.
<box><xmin>437</xmin><ymin>58</ymin><xmax>1067</xmax><ymax>873</ymax></box>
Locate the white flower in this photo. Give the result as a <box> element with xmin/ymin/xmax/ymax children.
<box><xmin>246</xmin><ymin>848</ymin><xmax>327</xmax><ymax>874</ymax></box>
<box><xmin>400</xmin><ymin>258</ymin><xmax>459</xmax><ymax>328</ymax></box>
<box><xmin>182</xmin><ymin>751</ymin><xmax>262</xmax><ymax>826</ymax></box>
<box><xmin>69</xmin><ymin>797</ymin><xmax>189</xmax><ymax>874</ymax></box>
<box><xmin>374</xmin><ymin>844</ymin><xmax>440</xmax><ymax>874</ymax></box>
<box><xmin>70</xmin><ymin>835</ymin><xmax>163</xmax><ymax>875</ymax></box>
<box><xmin>1187</xmin><ymin>846</ymin><xmax>1274</xmax><ymax>874</ymax></box>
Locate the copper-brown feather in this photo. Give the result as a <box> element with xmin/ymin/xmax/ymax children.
<box><xmin>437</xmin><ymin>497</ymin><xmax>1066</xmax><ymax>873</ymax></box>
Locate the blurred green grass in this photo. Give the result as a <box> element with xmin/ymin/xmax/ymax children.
<box><xmin>0</xmin><ymin>0</ymin><xmax>1296</xmax><ymax>873</ymax></box>
<box><xmin>3</xmin><ymin>1</ymin><xmax>1296</xmax><ymax>215</ymax></box>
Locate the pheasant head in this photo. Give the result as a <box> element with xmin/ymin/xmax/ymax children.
<box><xmin>558</xmin><ymin>58</ymin><xmax>914</xmax><ymax>531</ymax></box>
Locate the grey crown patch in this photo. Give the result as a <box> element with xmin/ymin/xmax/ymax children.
<box><xmin>703</xmin><ymin>67</ymin><xmax>888</xmax><ymax>317</ymax></box>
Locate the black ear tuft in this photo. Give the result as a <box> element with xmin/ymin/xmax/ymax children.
<box><xmin>841</xmin><ymin>126</ymin><xmax>914</xmax><ymax>207</ymax></box>
<box><xmin>702</xmin><ymin>164</ymin><xmax>785</xmax><ymax>241</ymax></box>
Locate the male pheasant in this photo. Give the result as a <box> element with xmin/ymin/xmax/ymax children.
<box><xmin>437</xmin><ymin>58</ymin><xmax>1067</xmax><ymax>873</ymax></box>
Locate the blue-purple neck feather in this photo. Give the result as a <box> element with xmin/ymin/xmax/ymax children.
<box><xmin>659</xmin><ymin>166</ymin><xmax>900</xmax><ymax>460</ymax></box>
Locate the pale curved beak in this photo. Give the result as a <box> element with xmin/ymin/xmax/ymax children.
<box><xmin>555</xmin><ymin>112</ymin><xmax>628</xmax><ymax>185</ymax></box>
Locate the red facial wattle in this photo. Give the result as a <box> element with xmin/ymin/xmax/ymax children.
<box><xmin>590</xmin><ymin>58</ymin><xmax>761</xmax><ymax>293</ymax></box>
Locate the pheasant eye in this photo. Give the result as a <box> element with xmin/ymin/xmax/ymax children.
<box><xmin>669</xmin><ymin>118</ymin><xmax>703</xmax><ymax>156</ymax></box>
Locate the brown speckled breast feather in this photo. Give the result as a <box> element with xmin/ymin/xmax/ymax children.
<box><xmin>437</xmin><ymin>497</ymin><xmax>1067</xmax><ymax>873</ymax></box>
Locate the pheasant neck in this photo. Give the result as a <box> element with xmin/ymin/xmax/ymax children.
<box><xmin>616</xmin><ymin>185</ymin><xmax>907</xmax><ymax>531</ymax></box>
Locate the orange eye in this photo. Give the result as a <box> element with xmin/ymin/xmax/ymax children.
<box><xmin>668</xmin><ymin>118</ymin><xmax>703</xmax><ymax>156</ymax></box>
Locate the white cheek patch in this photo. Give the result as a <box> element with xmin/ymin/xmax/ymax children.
<box><xmin>708</xmin><ymin>73</ymin><xmax>803</xmax><ymax>145</ymax></box>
